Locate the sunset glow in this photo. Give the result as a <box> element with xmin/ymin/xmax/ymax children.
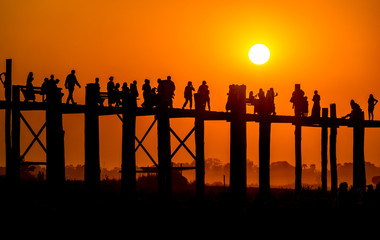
<box><xmin>1</xmin><ymin>0</ymin><xmax>380</xmax><ymax>189</ymax></box>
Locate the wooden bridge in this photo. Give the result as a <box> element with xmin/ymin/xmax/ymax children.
<box><xmin>1</xmin><ymin>59</ymin><xmax>378</xmax><ymax>201</ymax></box>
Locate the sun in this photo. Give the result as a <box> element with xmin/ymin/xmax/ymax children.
<box><xmin>249</xmin><ymin>44</ymin><xmax>270</xmax><ymax>65</ymax></box>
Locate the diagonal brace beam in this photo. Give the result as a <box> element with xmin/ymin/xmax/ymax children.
<box><xmin>135</xmin><ymin>118</ymin><xmax>157</xmax><ymax>151</ymax></box>
<box><xmin>19</xmin><ymin>113</ymin><xmax>47</xmax><ymax>160</ymax></box>
<box><xmin>117</xmin><ymin>115</ymin><xmax>158</xmax><ymax>168</ymax></box>
<box><xmin>170</xmin><ymin>127</ymin><xmax>196</xmax><ymax>160</ymax></box>
<box><xmin>135</xmin><ymin>136</ymin><xmax>158</xmax><ymax>168</ymax></box>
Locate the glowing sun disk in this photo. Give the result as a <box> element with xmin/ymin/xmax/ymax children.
<box><xmin>249</xmin><ymin>44</ymin><xmax>270</xmax><ymax>65</ymax></box>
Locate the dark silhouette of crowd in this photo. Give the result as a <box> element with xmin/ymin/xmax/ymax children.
<box><xmin>12</xmin><ymin>71</ymin><xmax>215</xmax><ymax>111</ymax></box>
<box><xmin>7</xmin><ymin>73</ymin><xmax>380</xmax><ymax>122</ymax></box>
<box><xmin>100</xmin><ymin>75</ymin><xmax>211</xmax><ymax>111</ymax></box>
<box><xmin>16</xmin><ymin>71</ymin><xmax>77</xmax><ymax>104</ymax></box>
<box><xmin>245</xmin><ymin>87</ymin><xmax>278</xmax><ymax>115</ymax></box>
<box><xmin>290</xmin><ymin>84</ymin><xmax>309</xmax><ymax>117</ymax></box>
<box><xmin>335</xmin><ymin>182</ymin><xmax>380</xmax><ymax>208</ymax></box>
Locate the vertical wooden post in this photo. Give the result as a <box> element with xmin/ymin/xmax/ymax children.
<box><xmin>194</xmin><ymin>93</ymin><xmax>205</xmax><ymax>201</ymax></box>
<box><xmin>353</xmin><ymin>111</ymin><xmax>366</xmax><ymax>190</ymax></box>
<box><xmin>295</xmin><ymin>124</ymin><xmax>302</xmax><ymax>193</ymax></box>
<box><xmin>259</xmin><ymin>119</ymin><xmax>271</xmax><ymax>197</ymax></box>
<box><xmin>9</xmin><ymin>86</ymin><xmax>20</xmax><ymax>184</ymax></box>
<box><xmin>329</xmin><ymin>104</ymin><xmax>338</xmax><ymax>193</ymax></box>
<box><xmin>157</xmin><ymin>106</ymin><xmax>172</xmax><ymax>199</ymax></box>
<box><xmin>85</xmin><ymin>84</ymin><xmax>100</xmax><ymax>191</ymax></box>
<box><xmin>229</xmin><ymin>85</ymin><xmax>247</xmax><ymax>201</ymax></box>
<box><xmin>5</xmin><ymin>59</ymin><xmax>12</xmax><ymax>183</ymax></box>
<box><xmin>121</xmin><ymin>98</ymin><xmax>136</xmax><ymax>199</ymax></box>
<box><xmin>321</xmin><ymin>108</ymin><xmax>328</xmax><ymax>192</ymax></box>
<box><xmin>46</xmin><ymin>87</ymin><xmax>65</xmax><ymax>185</ymax></box>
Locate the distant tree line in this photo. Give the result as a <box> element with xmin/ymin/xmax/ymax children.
<box><xmin>1</xmin><ymin>160</ymin><xmax>380</xmax><ymax>188</ymax></box>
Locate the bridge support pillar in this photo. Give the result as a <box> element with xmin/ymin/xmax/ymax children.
<box><xmin>5</xmin><ymin>59</ymin><xmax>13</xmax><ymax>184</ymax></box>
<box><xmin>353</xmin><ymin>112</ymin><xmax>366</xmax><ymax>190</ymax></box>
<box><xmin>229</xmin><ymin>85</ymin><xmax>247</xmax><ymax>201</ymax></box>
<box><xmin>121</xmin><ymin>103</ymin><xmax>136</xmax><ymax>200</ymax></box>
<box><xmin>321</xmin><ymin>108</ymin><xmax>328</xmax><ymax>192</ymax></box>
<box><xmin>85</xmin><ymin>84</ymin><xmax>100</xmax><ymax>191</ymax></box>
<box><xmin>259</xmin><ymin>119</ymin><xmax>271</xmax><ymax>197</ymax></box>
<box><xmin>157</xmin><ymin>107</ymin><xmax>172</xmax><ymax>199</ymax></box>
<box><xmin>46</xmin><ymin>88</ymin><xmax>65</xmax><ymax>186</ymax></box>
<box><xmin>330</xmin><ymin>104</ymin><xmax>338</xmax><ymax>193</ymax></box>
<box><xmin>194</xmin><ymin>93</ymin><xmax>205</xmax><ymax>201</ymax></box>
<box><xmin>295</xmin><ymin>124</ymin><xmax>302</xmax><ymax>193</ymax></box>
<box><xmin>9</xmin><ymin>86</ymin><xmax>20</xmax><ymax>184</ymax></box>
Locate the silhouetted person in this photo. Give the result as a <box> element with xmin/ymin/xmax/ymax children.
<box><xmin>368</xmin><ymin>94</ymin><xmax>378</xmax><ymax>121</ymax></box>
<box><xmin>94</xmin><ymin>78</ymin><xmax>104</xmax><ymax>106</ymax></box>
<box><xmin>41</xmin><ymin>77</ymin><xmax>48</xmax><ymax>102</ymax></box>
<box><xmin>226</xmin><ymin>85</ymin><xmax>233</xmax><ymax>112</ymax></box>
<box><xmin>266</xmin><ymin>88</ymin><xmax>277</xmax><ymax>115</ymax></box>
<box><xmin>167</xmin><ymin>76</ymin><xmax>175</xmax><ymax>108</ymax></box>
<box><xmin>121</xmin><ymin>82</ymin><xmax>129</xmax><ymax>107</ymax></box>
<box><xmin>303</xmin><ymin>96</ymin><xmax>309</xmax><ymax>117</ymax></box>
<box><xmin>0</xmin><ymin>72</ymin><xmax>5</xmax><ymax>87</ymax></box>
<box><xmin>182</xmin><ymin>81</ymin><xmax>195</xmax><ymax>110</ymax></box>
<box><xmin>198</xmin><ymin>80</ymin><xmax>210</xmax><ymax>111</ymax></box>
<box><xmin>130</xmin><ymin>80</ymin><xmax>139</xmax><ymax>109</ymax></box>
<box><xmin>256</xmin><ymin>88</ymin><xmax>265</xmax><ymax>114</ymax></box>
<box><xmin>114</xmin><ymin>83</ymin><xmax>121</xmax><ymax>107</ymax></box>
<box><xmin>142</xmin><ymin>79</ymin><xmax>152</xmax><ymax>108</ymax></box>
<box><xmin>0</xmin><ymin>72</ymin><xmax>9</xmax><ymax>101</ymax></box>
<box><xmin>365</xmin><ymin>185</ymin><xmax>375</xmax><ymax>207</ymax></box>
<box><xmin>343</xmin><ymin>99</ymin><xmax>362</xmax><ymax>120</ymax></box>
<box><xmin>311</xmin><ymin>90</ymin><xmax>320</xmax><ymax>118</ymax></box>
<box><xmin>375</xmin><ymin>183</ymin><xmax>380</xmax><ymax>207</ymax></box>
<box><xmin>47</xmin><ymin>75</ymin><xmax>63</xmax><ymax>103</ymax></box>
<box><xmin>246</xmin><ymin>89</ymin><xmax>259</xmax><ymax>114</ymax></box>
<box><xmin>156</xmin><ymin>77</ymin><xmax>175</xmax><ymax>108</ymax></box>
<box><xmin>290</xmin><ymin>84</ymin><xmax>306</xmax><ymax>117</ymax></box>
<box><xmin>151</xmin><ymin>86</ymin><xmax>158</xmax><ymax>108</ymax></box>
<box><xmin>24</xmin><ymin>72</ymin><xmax>36</xmax><ymax>102</ymax></box>
<box><xmin>156</xmin><ymin>78</ymin><xmax>164</xmax><ymax>106</ymax></box>
<box><xmin>107</xmin><ymin>76</ymin><xmax>115</xmax><ymax>106</ymax></box>
<box><xmin>336</xmin><ymin>182</ymin><xmax>350</xmax><ymax>208</ymax></box>
<box><xmin>65</xmin><ymin>70</ymin><xmax>81</xmax><ymax>104</ymax></box>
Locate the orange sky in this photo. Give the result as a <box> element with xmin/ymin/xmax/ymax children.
<box><xmin>1</xmin><ymin>0</ymin><xmax>380</xmax><ymax>181</ymax></box>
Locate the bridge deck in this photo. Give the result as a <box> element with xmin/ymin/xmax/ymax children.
<box><xmin>1</xmin><ymin>100</ymin><xmax>380</xmax><ymax>127</ymax></box>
